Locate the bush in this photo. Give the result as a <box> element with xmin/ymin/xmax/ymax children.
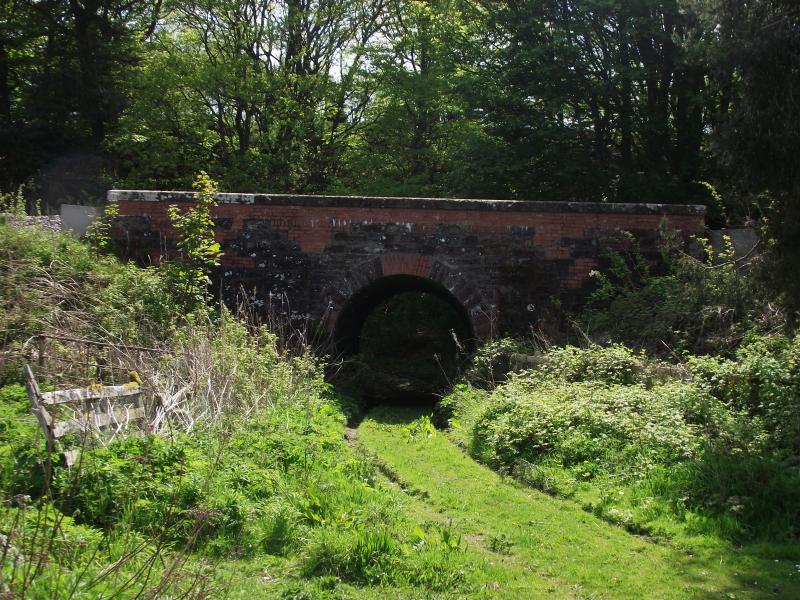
<box><xmin>677</xmin><ymin>452</ymin><xmax>800</xmax><ymax>540</ymax></box>
<box><xmin>469</xmin><ymin>377</ymin><xmax>708</xmax><ymax>476</ymax></box>
<box><xmin>463</xmin><ymin>337</ymin><xmax>530</xmax><ymax>388</ymax></box>
<box><xmin>0</xmin><ymin>222</ymin><xmax>187</xmax><ymax>383</ymax></box>
<box><xmin>0</xmin><ymin>384</ymin><xmax>46</xmax><ymax>497</ymax></box>
<box><xmin>581</xmin><ymin>229</ymin><xmax>770</xmax><ymax>356</ymax></box>
<box><xmin>534</xmin><ymin>343</ymin><xmax>645</xmax><ymax>385</ymax></box>
<box><xmin>444</xmin><ymin>340</ymin><xmax>800</xmax><ymax>543</ymax></box>
<box><xmin>687</xmin><ymin>333</ymin><xmax>800</xmax><ymax>456</ymax></box>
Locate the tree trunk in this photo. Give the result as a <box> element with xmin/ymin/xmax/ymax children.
<box><xmin>70</xmin><ymin>0</ymin><xmax>106</xmax><ymax>143</ymax></box>
<box><xmin>673</xmin><ymin>65</ymin><xmax>704</xmax><ymax>182</ymax></box>
<box><xmin>618</xmin><ymin>9</ymin><xmax>633</xmax><ymax>174</ymax></box>
<box><xmin>0</xmin><ymin>40</ymin><xmax>11</xmax><ymax>127</ymax></box>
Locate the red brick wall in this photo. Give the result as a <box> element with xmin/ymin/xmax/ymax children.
<box><xmin>111</xmin><ymin>192</ymin><xmax>705</xmax><ymax>340</ymax></box>
<box><xmin>116</xmin><ymin>198</ymin><xmax>703</xmax><ymax>286</ymax></box>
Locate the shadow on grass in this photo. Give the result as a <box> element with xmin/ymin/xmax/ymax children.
<box><xmin>365</xmin><ymin>402</ymin><xmax>436</xmax><ymax>426</ymax></box>
<box><xmin>361</xmin><ymin>403</ymin><xmax>800</xmax><ymax>599</ymax></box>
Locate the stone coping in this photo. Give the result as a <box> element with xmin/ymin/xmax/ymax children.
<box><xmin>108</xmin><ymin>190</ymin><xmax>707</xmax><ymax>216</ymax></box>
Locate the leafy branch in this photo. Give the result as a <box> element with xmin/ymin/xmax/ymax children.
<box><xmin>164</xmin><ymin>171</ymin><xmax>223</xmax><ymax>312</ymax></box>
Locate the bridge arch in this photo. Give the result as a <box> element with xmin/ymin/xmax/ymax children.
<box><xmin>332</xmin><ymin>273</ymin><xmax>478</xmax><ymax>355</ymax></box>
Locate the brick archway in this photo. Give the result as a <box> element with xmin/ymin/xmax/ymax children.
<box><xmin>326</xmin><ymin>254</ymin><xmax>491</xmax><ymax>354</ymax></box>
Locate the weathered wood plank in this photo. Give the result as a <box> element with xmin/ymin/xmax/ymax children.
<box><xmin>23</xmin><ymin>364</ymin><xmax>41</xmax><ymax>402</ymax></box>
<box><xmin>24</xmin><ymin>365</ymin><xmax>56</xmax><ymax>445</ymax></box>
<box><xmin>52</xmin><ymin>406</ymin><xmax>147</xmax><ymax>438</ymax></box>
<box><xmin>25</xmin><ymin>365</ymin><xmax>147</xmax><ymax>468</ymax></box>
<box><xmin>40</xmin><ymin>383</ymin><xmax>141</xmax><ymax>405</ymax></box>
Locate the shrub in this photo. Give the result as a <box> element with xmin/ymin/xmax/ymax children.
<box><xmin>534</xmin><ymin>343</ymin><xmax>645</xmax><ymax>385</ymax></box>
<box><xmin>151</xmin><ymin>310</ymin><xmax>327</xmax><ymax>430</ymax></box>
<box><xmin>687</xmin><ymin>333</ymin><xmax>800</xmax><ymax>456</ymax></box>
<box><xmin>0</xmin><ymin>384</ymin><xmax>46</xmax><ymax>497</ymax></box>
<box><xmin>469</xmin><ymin>377</ymin><xmax>707</xmax><ymax>477</ymax></box>
<box><xmin>677</xmin><ymin>452</ymin><xmax>800</xmax><ymax>540</ymax></box>
<box><xmin>163</xmin><ymin>171</ymin><xmax>223</xmax><ymax>312</ymax></box>
<box><xmin>463</xmin><ymin>337</ymin><xmax>529</xmax><ymax>388</ymax></box>
<box><xmin>581</xmin><ymin>229</ymin><xmax>769</xmax><ymax>355</ymax></box>
<box><xmin>0</xmin><ymin>185</ymin><xmax>30</xmax><ymax>217</ymax></box>
<box><xmin>445</xmin><ymin>339</ymin><xmax>800</xmax><ymax>543</ymax></box>
<box><xmin>0</xmin><ymin>221</ymin><xmax>187</xmax><ymax>383</ymax></box>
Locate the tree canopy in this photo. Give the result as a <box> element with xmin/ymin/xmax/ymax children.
<box><xmin>1</xmin><ymin>0</ymin><xmax>798</xmax><ymax>306</ymax></box>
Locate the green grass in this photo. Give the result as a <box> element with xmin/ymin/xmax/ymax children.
<box><xmin>357</xmin><ymin>404</ymin><xmax>800</xmax><ymax>599</ymax></box>
<box><xmin>447</xmin><ymin>339</ymin><xmax>800</xmax><ymax>545</ymax></box>
<box><xmin>3</xmin><ymin>223</ymin><xmax>798</xmax><ymax>599</ymax></box>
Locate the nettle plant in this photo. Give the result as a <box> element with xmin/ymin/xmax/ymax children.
<box><xmin>0</xmin><ymin>185</ymin><xmax>35</xmax><ymax>217</ymax></box>
<box><xmin>165</xmin><ymin>171</ymin><xmax>223</xmax><ymax>311</ymax></box>
<box><xmin>85</xmin><ymin>202</ymin><xmax>119</xmax><ymax>252</ymax></box>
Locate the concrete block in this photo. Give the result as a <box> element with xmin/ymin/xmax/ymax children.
<box><xmin>61</xmin><ymin>204</ymin><xmax>99</xmax><ymax>236</ymax></box>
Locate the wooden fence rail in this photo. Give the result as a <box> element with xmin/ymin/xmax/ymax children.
<box><xmin>24</xmin><ymin>364</ymin><xmax>147</xmax><ymax>467</ymax></box>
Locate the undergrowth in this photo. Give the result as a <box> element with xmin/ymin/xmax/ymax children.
<box><xmin>444</xmin><ymin>338</ymin><xmax>800</xmax><ymax>544</ymax></box>
<box><xmin>0</xmin><ymin>219</ymin><xmax>475</xmax><ymax>598</ymax></box>
<box><xmin>581</xmin><ymin>229</ymin><xmax>780</xmax><ymax>356</ymax></box>
<box><xmin>445</xmin><ymin>330</ymin><xmax>800</xmax><ymax>546</ymax></box>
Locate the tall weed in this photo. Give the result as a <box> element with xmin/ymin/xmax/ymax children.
<box><xmin>582</xmin><ymin>229</ymin><xmax>776</xmax><ymax>355</ymax></box>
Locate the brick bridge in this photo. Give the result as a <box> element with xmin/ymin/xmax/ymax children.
<box><xmin>109</xmin><ymin>191</ymin><xmax>705</xmax><ymax>352</ymax></box>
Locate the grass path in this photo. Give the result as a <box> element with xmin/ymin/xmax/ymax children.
<box><xmin>357</xmin><ymin>404</ymin><xmax>798</xmax><ymax>599</ymax></box>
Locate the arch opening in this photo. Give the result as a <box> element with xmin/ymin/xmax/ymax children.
<box><xmin>333</xmin><ymin>275</ymin><xmax>475</xmax><ymax>401</ymax></box>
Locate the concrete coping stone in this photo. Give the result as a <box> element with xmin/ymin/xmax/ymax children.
<box><xmin>108</xmin><ymin>190</ymin><xmax>707</xmax><ymax>216</ymax></box>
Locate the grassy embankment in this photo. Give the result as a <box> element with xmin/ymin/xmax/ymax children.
<box><xmin>0</xmin><ymin>221</ymin><xmax>487</xmax><ymax>598</ymax></box>
<box><xmin>2</xmin><ymin>219</ymin><xmax>798</xmax><ymax>598</ymax></box>
<box><xmin>358</xmin><ymin>404</ymin><xmax>800</xmax><ymax>598</ymax></box>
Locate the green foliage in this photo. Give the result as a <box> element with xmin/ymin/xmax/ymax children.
<box><xmin>582</xmin><ymin>230</ymin><xmax>765</xmax><ymax>355</ymax></box>
<box><xmin>164</xmin><ymin>171</ymin><xmax>223</xmax><ymax>312</ymax></box>
<box><xmin>0</xmin><ymin>222</ymin><xmax>186</xmax><ymax>376</ymax></box>
<box><xmin>0</xmin><ymin>384</ymin><xmax>46</xmax><ymax>497</ymax></box>
<box><xmin>302</xmin><ymin>521</ymin><xmax>469</xmax><ymax>589</ymax></box>
<box><xmin>487</xmin><ymin>532</ymin><xmax>513</xmax><ymax>555</ymax></box>
<box><xmin>687</xmin><ymin>333</ymin><xmax>800</xmax><ymax>456</ymax></box>
<box><xmin>469</xmin><ymin>378</ymin><xmax>706</xmax><ymax>475</ymax></box>
<box><xmin>303</xmin><ymin>527</ymin><xmax>399</xmax><ymax>584</ymax></box>
<box><xmin>436</xmin><ymin>382</ymin><xmax>487</xmax><ymax>432</ymax></box>
<box><xmin>2</xmin><ymin>0</ymin><xmax>799</xmax><ymax>318</ymax></box>
<box><xmin>0</xmin><ymin>186</ymin><xmax>28</xmax><ymax>217</ymax></box>
<box><xmin>463</xmin><ymin>337</ymin><xmax>529</xmax><ymax>389</ymax></box>
<box><xmin>404</xmin><ymin>414</ymin><xmax>435</xmax><ymax>441</ymax></box>
<box><xmin>0</xmin><ymin>503</ymin><xmax>215</xmax><ymax>597</ymax></box>
<box><xmin>85</xmin><ymin>202</ymin><xmax>119</xmax><ymax>252</ymax></box>
<box><xmin>688</xmin><ymin>181</ymin><xmax>727</xmax><ymax>228</ymax></box>
<box><xmin>534</xmin><ymin>344</ymin><xmax>645</xmax><ymax>386</ymax></box>
<box><xmin>714</xmin><ymin>1</ymin><xmax>800</xmax><ymax>317</ymax></box>
<box><xmin>444</xmin><ymin>339</ymin><xmax>800</xmax><ymax>543</ymax></box>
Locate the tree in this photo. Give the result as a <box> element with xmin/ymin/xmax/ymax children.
<box><xmin>0</xmin><ymin>0</ymin><xmax>162</xmax><ymax>202</ymax></box>
<box><xmin>165</xmin><ymin>170</ymin><xmax>223</xmax><ymax>311</ymax></box>
<box><xmin>467</xmin><ymin>0</ymin><xmax>716</xmax><ymax>203</ymax></box>
<box><xmin>112</xmin><ymin>0</ymin><xmax>386</xmax><ymax>192</ymax></box>
<box><xmin>713</xmin><ymin>0</ymin><xmax>800</xmax><ymax>317</ymax></box>
<box><xmin>338</xmin><ymin>0</ymin><xmax>514</xmax><ymax>198</ymax></box>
